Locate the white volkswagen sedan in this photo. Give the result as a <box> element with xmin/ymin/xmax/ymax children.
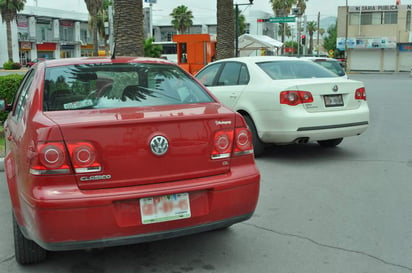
<box><xmin>195</xmin><ymin>56</ymin><xmax>370</xmax><ymax>156</ymax></box>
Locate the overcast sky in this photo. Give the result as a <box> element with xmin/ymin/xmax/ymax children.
<box><xmin>25</xmin><ymin>0</ymin><xmax>412</xmax><ymax>21</ymax></box>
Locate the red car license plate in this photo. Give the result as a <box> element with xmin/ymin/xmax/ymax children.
<box><xmin>140</xmin><ymin>193</ymin><xmax>191</xmax><ymax>224</ymax></box>
<box><xmin>324</xmin><ymin>94</ymin><xmax>344</xmax><ymax>107</ymax></box>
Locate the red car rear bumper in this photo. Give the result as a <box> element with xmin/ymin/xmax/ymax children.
<box><xmin>18</xmin><ymin>163</ymin><xmax>260</xmax><ymax>251</ymax></box>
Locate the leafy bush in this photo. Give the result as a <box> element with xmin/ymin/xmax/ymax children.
<box><xmin>0</xmin><ymin>74</ymin><xmax>24</xmax><ymax>123</ymax></box>
<box><xmin>2</xmin><ymin>60</ymin><xmax>22</xmax><ymax>70</ymax></box>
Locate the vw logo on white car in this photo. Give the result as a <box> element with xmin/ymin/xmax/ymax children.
<box><xmin>150</xmin><ymin>135</ymin><xmax>169</xmax><ymax>156</ymax></box>
<box><xmin>332</xmin><ymin>85</ymin><xmax>339</xmax><ymax>92</ymax></box>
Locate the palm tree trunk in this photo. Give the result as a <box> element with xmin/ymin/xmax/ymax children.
<box><xmin>6</xmin><ymin>20</ymin><xmax>13</xmax><ymax>62</ymax></box>
<box><xmin>92</xmin><ymin>19</ymin><xmax>99</xmax><ymax>56</ymax></box>
<box><xmin>216</xmin><ymin>0</ymin><xmax>234</xmax><ymax>60</ymax></box>
<box><xmin>113</xmin><ymin>0</ymin><xmax>144</xmax><ymax>56</ymax></box>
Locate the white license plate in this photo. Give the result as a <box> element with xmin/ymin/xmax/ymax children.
<box><xmin>324</xmin><ymin>94</ymin><xmax>344</xmax><ymax>107</ymax></box>
<box><xmin>140</xmin><ymin>193</ymin><xmax>191</xmax><ymax>224</ymax></box>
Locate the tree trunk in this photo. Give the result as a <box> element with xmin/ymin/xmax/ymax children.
<box><xmin>6</xmin><ymin>20</ymin><xmax>13</xmax><ymax>62</ymax></box>
<box><xmin>92</xmin><ymin>17</ymin><xmax>99</xmax><ymax>56</ymax></box>
<box><xmin>113</xmin><ymin>0</ymin><xmax>144</xmax><ymax>56</ymax></box>
<box><xmin>216</xmin><ymin>0</ymin><xmax>234</xmax><ymax>60</ymax></box>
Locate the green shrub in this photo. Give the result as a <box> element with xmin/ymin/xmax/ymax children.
<box><xmin>2</xmin><ymin>60</ymin><xmax>22</xmax><ymax>70</ymax></box>
<box><xmin>2</xmin><ymin>61</ymin><xmax>13</xmax><ymax>70</ymax></box>
<box><xmin>11</xmin><ymin>62</ymin><xmax>22</xmax><ymax>69</ymax></box>
<box><xmin>0</xmin><ymin>74</ymin><xmax>24</xmax><ymax>123</ymax></box>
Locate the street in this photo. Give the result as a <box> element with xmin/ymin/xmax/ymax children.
<box><xmin>0</xmin><ymin>72</ymin><xmax>411</xmax><ymax>273</ymax></box>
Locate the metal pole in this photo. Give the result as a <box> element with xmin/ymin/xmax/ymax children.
<box><xmin>149</xmin><ymin>3</ymin><xmax>153</xmax><ymax>38</ymax></box>
<box><xmin>345</xmin><ymin>0</ymin><xmax>349</xmax><ymax>71</ymax></box>
<box><xmin>317</xmin><ymin>11</ymin><xmax>320</xmax><ymax>56</ymax></box>
<box><xmin>235</xmin><ymin>4</ymin><xmax>239</xmax><ymax>57</ymax></box>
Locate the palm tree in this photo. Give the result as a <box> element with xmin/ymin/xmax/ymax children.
<box><xmin>306</xmin><ymin>21</ymin><xmax>317</xmax><ymax>54</ymax></box>
<box><xmin>234</xmin><ymin>8</ymin><xmax>246</xmax><ymax>37</ymax></box>
<box><xmin>271</xmin><ymin>0</ymin><xmax>296</xmax><ymax>44</ymax></box>
<box><xmin>113</xmin><ymin>0</ymin><xmax>144</xmax><ymax>56</ymax></box>
<box><xmin>84</xmin><ymin>0</ymin><xmax>103</xmax><ymax>56</ymax></box>
<box><xmin>0</xmin><ymin>0</ymin><xmax>26</xmax><ymax>62</ymax></box>
<box><xmin>278</xmin><ymin>23</ymin><xmax>292</xmax><ymax>38</ymax></box>
<box><xmin>216</xmin><ymin>0</ymin><xmax>234</xmax><ymax>60</ymax></box>
<box><xmin>92</xmin><ymin>0</ymin><xmax>112</xmax><ymax>55</ymax></box>
<box><xmin>170</xmin><ymin>5</ymin><xmax>193</xmax><ymax>34</ymax></box>
<box><xmin>144</xmin><ymin>38</ymin><xmax>162</xmax><ymax>58</ymax></box>
<box><xmin>296</xmin><ymin>0</ymin><xmax>306</xmax><ymax>15</ymax></box>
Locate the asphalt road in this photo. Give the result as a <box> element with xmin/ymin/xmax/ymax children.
<box><xmin>0</xmin><ymin>72</ymin><xmax>411</xmax><ymax>273</ymax></box>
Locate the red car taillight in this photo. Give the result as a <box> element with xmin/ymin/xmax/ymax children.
<box><xmin>211</xmin><ymin>115</ymin><xmax>254</xmax><ymax>159</ymax></box>
<box><xmin>66</xmin><ymin>142</ymin><xmax>102</xmax><ymax>173</ymax></box>
<box><xmin>233</xmin><ymin>128</ymin><xmax>253</xmax><ymax>156</ymax></box>
<box><xmin>355</xmin><ymin>87</ymin><xmax>367</xmax><ymax>100</ymax></box>
<box><xmin>30</xmin><ymin>141</ymin><xmax>101</xmax><ymax>175</ymax></box>
<box><xmin>211</xmin><ymin>130</ymin><xmax>234</xmax><ymax>159</ymax></box>
<box><xmin>280</xmin><ymin>91</ymin><xmax>313</xmax><ymax>106</ymax></box>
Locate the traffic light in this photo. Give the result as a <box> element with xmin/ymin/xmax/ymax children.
<box><xmin>257</xmin><ymin>18</ymin><xmax>269</xmax><ymax>22</ymax></box>
<box><xmin>301</xmin><ymin>35</ymin><xmax>306</xmax><ymax>45</ymax></box>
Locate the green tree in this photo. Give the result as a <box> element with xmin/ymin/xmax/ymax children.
<box><xmin>296</xmin><ymin>0</ymin><xmax>306</xmax><ymax>15</ymax></box>
<box><xmin>234</xmin><ymin>8</ymin><xmax>246</xmax><ymax>37</ymax></box>
<box><xmin>0</xmin><ymin>0</ymin><xmax>26</xmax><ymax>62</ymax></box>
<box><xmin>323</xmin><ymin>23</ymin><xmax>337</xmax><ymax>55</ymax></box>
<box><xmin>216</xmin><ymin>0</ymin><xmax>234</xmax><ymax>59</ymax></box>
<box><xmin>306</xmin><ymin>21</ymin><xmax>317</xmax><ymax>54</ymax></box>
<box><xmin>144</xmin><ymin>38</ymin><xmax>162</xmax><ymax>58</ymax></box>
<box><xmin>170</xmin><ymin>5</ymin><xmax>193</xmax><ymax>34</ymax></box>
<box><xmin>278</xmin><ymin>23</ymin><xmax>292</xmax><ymax>38</ymax></box>
<box><xmin>113</xmin><ymin>0</ymin><xmax>144</xmax><ymax>56</ymax></box>
<box><xmin>271</xmin><ymin>0</ymin><xmax>296</xmax><ymax>44</ymax></box>
<box><xmin>85</xmin><ymin>0</ymin><xmax>103</xmax><ymax>56</ymax></box>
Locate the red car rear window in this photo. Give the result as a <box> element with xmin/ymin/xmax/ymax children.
<box><xmin>43</xmin><ymin>63</ymin><xmax>213</xmax><ymax>111</ymax></box>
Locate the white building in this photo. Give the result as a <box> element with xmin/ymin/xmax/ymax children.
<box><xmin>1</xmin><ymin>5</ymin><xmax>275</xmax><ymax>67</ymax></box>
<box><xmin>0</xmin><ymin>5</ymin><xmax>91</xmax><ymax>66</ymax></box>
<box><xmin>337</xmin><ymin>4</ymin><xmax>412</xmax><ymax>72</ymax></box>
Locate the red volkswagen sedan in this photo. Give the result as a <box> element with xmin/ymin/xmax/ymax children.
<box><xmin>1</xmin><ymin>57</ymin><xmax>260</xmax><ymax>264</ymax></box>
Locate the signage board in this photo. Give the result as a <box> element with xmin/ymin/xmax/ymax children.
<box><xmin>269</xmin><ymin>17</ymin><xmax>296</xmax><ymax>23</ymax></box>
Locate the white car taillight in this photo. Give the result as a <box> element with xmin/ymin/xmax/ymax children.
<box><xmin>280</xmin><ymin>90</ymin><xmax>314</xmax><ymax>106</ymax></box>
<box><xmin>355</xmin><ymin>87</ymin><xmax>367</xmax><ymax>100</ymax></box>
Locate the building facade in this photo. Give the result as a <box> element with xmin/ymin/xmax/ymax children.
<box><xmin>1</xmin><ymin>5</ymin><xmax>274</xmax><ymax>67</ymax></box>
<box><xmin>337</xmin><ymin>4</ymin><xmax>412</xmax><ymax>72</ymax></box>
<box><xmin>0</xmin><ymin>5</ymin><xmax>94</xmax><ymax>67</ymax></box>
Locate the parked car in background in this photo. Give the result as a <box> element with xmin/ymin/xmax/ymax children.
<box><xmin>195</xmin><ymin>56</ymin><xmax>369</xmax><ymax>156</ymax></box>
<box><xmin>301</xmin><ymin>57</ymin><xmax>348</xmax><ymax>78</ymax></box>
<box><xmin>25</xmin><ymin>58</ymin><xmax>46</xmax><ymax>67</ymax></box>
<box><xmin>0</xmin><ymin>57</ymin><xmax>260</xmax><ymax>264</ymax></box>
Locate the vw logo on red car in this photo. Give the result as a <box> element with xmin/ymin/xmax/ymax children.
<box><xmin>150</xmin><ymin>135</ymin><xmax>169</xmax><ymax>156</ymax></box>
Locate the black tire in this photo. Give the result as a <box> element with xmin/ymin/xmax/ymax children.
<box><xmin>13</xmin><ymin>214</ymin><xmax>47</xmax><ymax>265</ymax></box>
<box><xmin>317</xmin><ymin>138</ymin><xmax>343</xmax><ymax>147</ymax></box>
<box><xmin>243</xmin><ymin>115</ymin><xmax>265</xmax><ymax>157</ymax></box>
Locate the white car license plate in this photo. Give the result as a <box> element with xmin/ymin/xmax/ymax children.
<box><xmin>324</xmin><ymin>94</ymin><xmax>344</xmax><ymax>107</ymax></box>
<box><xmin>140</xmin><ymin>193</ymin><xmax>191</xmax><ymax>224</ymax></box>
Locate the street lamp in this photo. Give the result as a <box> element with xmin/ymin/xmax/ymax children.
<box><xmin>235</xmin><ymin>0</ymin><xmax>253</xmax><ymax>57</ymax></box>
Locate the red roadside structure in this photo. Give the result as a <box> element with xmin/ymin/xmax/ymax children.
<box><xmin>172</xmin><ymin>34</ymin><xmax>216</xmax><ymax>75</ymax></box>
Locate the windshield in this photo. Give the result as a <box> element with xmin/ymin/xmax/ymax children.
<box><xmin>257</xmin><ymin>60</ymin><xmax>337</xmax><ymax>80</ymax></box>
<box><xmin>313</xmin><ymin>60</ymin><xmax>346</xmax><ymax>77</ymax></box>
<box><xmin>43</xmin><ymin>63</ymin><xmax>213</xmax><ymax>111</ymax></box>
